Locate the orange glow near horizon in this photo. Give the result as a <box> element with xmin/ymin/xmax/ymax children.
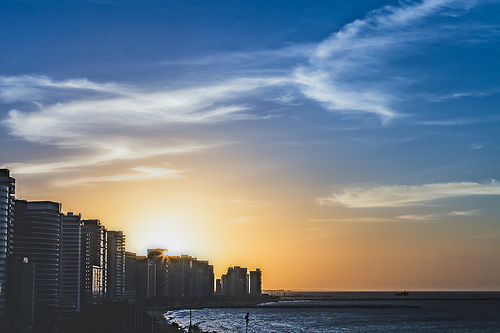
<box><xmin>11</xmin><ymin>170</ymin><xmax>500</xmax><ymax>292</ymax></box>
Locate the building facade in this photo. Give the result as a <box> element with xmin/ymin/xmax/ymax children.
<box><xmin>0</xmin><ymin>169</ymin><xmax>15</xmax><ymax>317</ymax></box>
<box><xmin>60</xmin><ymin>212</ymin><xmax>82</xmax><ymax>313</ymax></box>
<box><xmin>12</xmin><ymin>200</ymin><xmax>62</xmax><ymax>318</ymax></box>
<box><xmin>107</xmin><ymin>230</ymin><xmax>125</xmax><ymax>301</ymax></box>
<box><xmin>249</xmin><ymin>268</ymin><xmax>262</xmax><ymax>296</ymax></box>
<box><xmin>147</xmin><ymin>248</ymin><xmax>169</xmax><ymax>302</ymax></box>
<box><xmin>222</xmin><ymin>266</ymin><xmax>248</xmax><ymax>299</ymax></box>
<box><xmin>137</xmin><ymin>256</ymin><xmax>156</xmax><ymax>302</ymax></box>
<box><xmin>82</xmin><ymin>219</ymin><xmax>107</xmax><ymax>304</ymax></box>
<box><xmin>124</xmin><ymin>251</ymin><xmax>137</xmax><ymax>302</ymax></box>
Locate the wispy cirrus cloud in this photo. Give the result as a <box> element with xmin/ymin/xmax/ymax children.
<box><xmin>310</xmin><ymin>217</ymin><xmax>398</xmax><ymax>223</ymax></box>
<box><xmin>5</xmin><ymin>142</ymin><xmax>208</xmax><ymax>176</ymax></box>
<box><xmin>0</xmin><ymin>74</ymin><xmax>291</xmax><ymax>181</ymax></box>
<box><xmin>2</xmin><ymin>0</ymin><xmax>493</xmax><ymax>146</ymax></box>
<box><xmin>317</xmin><ymin>180</ymin><xmax>500</xmax><ymax>208</ymax></box>
<box><xmin>51</xmin><ymin>166</ymin><xmax>184</xmax><ymax>187</ymax></box>
<box><xmin>397</xmin><ymin>214</ymin><xmax>439</xmax><ymax>220</ymax></box>
<box><xmin>294</xmin><ymin>0</ymin><xmax>496</xmax><ymax>121</ymax></box>
<box><xmin>2</xmin><ymin>75</ymin><xmax>289</xmax><ymax>146</ymax></box>
<box><xmin>0</xmin><ymin>75</ymin><xmax>130</xmax><ymax>103</ymax></box>
<box><xmin>1</xmin><ymin>0</ymin><xmax>496</xmax><ymax>182</ymax></box>
<box><xmin>449</xmin><ymin>210</ymin><xmax>482</xmax><ymax>216</ymax></box>
<box><xmin>310</xmin><ymin>209</ymin><xmax>483</xmax><ymax>223</ymax></box>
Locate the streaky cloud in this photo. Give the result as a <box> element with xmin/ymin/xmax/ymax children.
<box><xmin>448</xmin><ymin>210</ymin><xmax>482</xmax><ymax>216</ymax></box>
<box><xmin>309</xmin><ymin>217</ymin><xmax>398</xmax><ymax>223</ymax></box>
<box><xmin>4</xmin><ymin>143</ymin><xmax>210</xmax><ymax>175</ymax></box>
<box><xmin>317</xmin><ymin>180</ymin><xmax>500</xmax><ymax>208</ymax></box>
<box><xmin>52</xmin><ymin>166</ymin><xmax>184</xmax><ymax>187</ymax></box>
<box><xmin>294</xmin><ymin>0</ymin><xmax>494</xmax><ymax>121</ymax></box>
<box><xmin>418</xmin><ymin>116</ymin><xmax>500</xmax><ymax>126</ymax></box>
<box><xmin>0</xmin><ymin>75</ymin><xmax>130</xmax><ymax>103</ymax></box>
<box><xmin>2</xmin><ymin>76</ymin><xmax>290</xmax><ymax>147</ymax></box>
<box><xmin>397</xmin><ymin>214</ymin><xmax>438</xmax><ymax>220</ymax></box>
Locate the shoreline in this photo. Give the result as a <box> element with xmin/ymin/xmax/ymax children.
<box><xmin>154</xmin><ymin>295</ymin><xmax>500</xmax><ymax>333</ymax></box>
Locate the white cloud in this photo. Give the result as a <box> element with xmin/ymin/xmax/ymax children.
<box><xmin>2</xmin><ymin>76</ymin><xmax>290</xmax><ymax>146</ymax></box>
<box><xmin>293</xmin><ymin>68</ymin><xmax>396</xmax><ymax>119</ymax></box>
<box><xmin>6</xmin><ymin>142</ymin><xmax>208</xmax><ymax>176</ymax></box>
<box><xmin>448</xmin><ymin>210</ymin><xmax>482</xmax><ymax>216</ymax></box>
<box><xmin>52</xmin><ymin>166</ymin><xmax>184</xmax><ymax>187</ymax></box>
<box><xmin>53</xmin><ymin>166</ymin><xmax>185</xmax><ymax>187</ymax></box>
<box><xmin>0</xmin><ymin>74</ymin><xmax>293</xmax><ymax>178</ymax></box>
<box><xmin>397</xmin><ymin>214</ymin><xmax>438</xmax><ymax>220</ymax></box>
<box><xmin>292</xmin><ymin>0</ymin><xmax>491</xmax><ymax>121</ymax></box>
<box><xmin>0</xmin><ymin>75</ymin><xmax>130</xmax><ymax>103</ymax></box>
<box><xmin>317</xmin><ymin>180</ymin><xmax>500</xmax><ymax>208</ymax></box>
<box><xmin>309</xmin><ymin>217</ymin><xmax>398</xmax><ymax>223</ymax></box>
<box><xmin>1</xmin><ymin>0</ymin><xmax>495</xmax><ymax>182</ymax></box>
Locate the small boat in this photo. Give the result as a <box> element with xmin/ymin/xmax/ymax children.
<box><xmin>395</xmin><ymin>290</ymin><xmax>409</xmax><ymax>296</ymax></box>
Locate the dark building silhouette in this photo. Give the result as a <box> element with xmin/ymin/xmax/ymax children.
<box><xmin>137</xmin><ymin>256</ymin><xmax>156</xmax><ymax>302</ymax></box>
<box><xmin>12</xmin><ymin>200</ymin><xmax>61</xmax><ymax>319</ymax></box>
<box><xmin>168</xmin><ymin>255</ymin><xmax>192</xmax><ymax>301</ymax></box>
<box><xmin>60</xmin><ymin>212</ymin><xmax>82</xmax><ymax>313</ymax></box>
<box><xmin>124</xmin><ymin>251</ymin><xmax>137</xmax><ymax>302</ymax></box>
<box><xmin>222</xmin><ymin>266</ymin><xmax>248</xmax><ymax>299</ymax></box>
<box><xmin>5</xmin><ymin>256</ymin><xmax>35</xmax><ymax>328</ymax></box>
<box><xmin>215</xmin><ymin>278</ymin><xmax>222</xmax><ymax>296</ymax></box>
<box><xmin>107</xmin><ymin>230</ymin><xmax>125</xmax><ymax>301</ymax></box>
<box><xmin>0</xmin><ymin>168</ymin><xmax>15</xmax><ymax>317</ymax></box>
<box><xmin>194</xmin><ymin>260</ymin><xmax>214</xmax><ymax>300</ymax></box>
<box><xmin>249</xmin><ymin>268</ymin><xmax>262</xmax><ymax>296</ymax></box>
<box><xmin>82</xmin><ymin>219</ymin><xmax>107</xmax><ymax>304</ymax></box>
<box><xmin>147</xmin><ymin>248</ymin><xmax>169</xmax><ymax>302</ymax></box>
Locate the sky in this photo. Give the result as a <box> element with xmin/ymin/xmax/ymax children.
<box><xmin>1</xmin><ymin>0</ymin><xmax>499</xmax><ymax>291</ymax></box>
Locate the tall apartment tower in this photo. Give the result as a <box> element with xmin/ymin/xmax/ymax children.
<box><xmin>147</xmin><ymin>248</ymin><xmax>169</xmax><ymax>302</ymax></box>
<box><xmin>194</xmin><ymin>260</ymin><xmax>214</xmax><ymax>300</ymax></box>
<box><xmin>12</xmin><ymin>200</ymin><xmax>62</xmax><ymax>318</ymax></box>
<box><xmin>136</xmin><ymin>256</ymin><xmax>156</xmax><ymax>302</ymax></box>
<box><xmin>107</xmin><ymin>230</ymin><xmax>125</xmax><ymax>301</ymax></box>
<box><xmin>60</xmin><ymin>212</ymin><xmax>82</xmax><ymax>313</ymax></box>
<box><xmin>168</xmin><ymin>255</ymin><xmax>214</xmax><ymax>301</ymax></box>
<box><xmin>249</xmin><ymin>268</ymin><xmax>262</xmax><ymax>296</ymax></box>
<box><xmin>124</xmin><ymin>251</ymin><xmax>137</xmax><ymax>302</ymax></box>
<box><xmin>222</xmin><ymin>266</ymin><xmax>248</xmax><ymax>299</ymax></box>
<box><xmin>82</xmin><ymin>219</ymin><xmax>107</xmax><ymax>304</ymax></box>
<box><xmin>0</xmin><ymin>169</ymin><xmax>15</xmax><ymax>317</ymax></box>
<box><xmin>167</xmin><ymin>254</ymin><xmax>192</xmax><ymax>300</ymax></box>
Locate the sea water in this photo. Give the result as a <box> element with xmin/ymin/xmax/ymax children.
<box><xmin>164</xmin><ymin>292</ymin><xmax>500</xmax><ymax>332</ymax></box>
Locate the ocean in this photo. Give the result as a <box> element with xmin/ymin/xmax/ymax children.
<box><xmin>164</xmin><ymin>292</ymin><xmax>500</xmax><ymax>332</ymax></box>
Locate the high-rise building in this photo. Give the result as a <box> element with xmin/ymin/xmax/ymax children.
<box><xmin>168</xmin><ymin>254</ymin><xmax>192</xmax><ymax>300</ymax></box>
<box><xmin>249</xmin><ymin>268</ymin><xmax>262</xmax><ymax>296</ymax></box>
<box><xmin>221</xmin><ymin>266</ymin><xmax>248</xmax><ymax>299</ymax></box>
<box><xmin>136</xmin><ymin>256</ymin><xmax>156</xmax><ymax>302</ymax></box>
<box><xmin>82</xmin><ymin>219</ymin><xmax>107</xmax><ymax>304</ymax></box>
<box><xmin>124</xmin><ymin>251</ymin><xmax>137</xmax><ymax>302</ymax></box>
<box><xmin>195</xmin><ymin>260</ymin><xmax>214</xmax><ymax>300</ymax></box>
<box><xmin>107</xmin><ymin>230</ymin><xmax>125</xmax><ymax>301</ymax></box>
<box><xmin>5</xmin><ymin>255</ymin><xmax>35</xmax><ymax>328</ymax></box>
<box><xmin>147</xmin><ymin>248</ymin><xmax>169</xmax><ymax>302</ymax></box>
<box><xmin>60</xmin><ymin>212</ymin><xmax>82</xmax><ymax>313</ymax></box>
<box><xmin>166</xmin><ymin>254</ymin><xmax>214</xmax><ymax>302</ymax></box>
<box><xmin>0</xmin><ymin>168</ymin><xmax>15</xmax><ymax>317</ymax></box>
<box><xmin>12</xmin><ymin>200</ymin><xmax>61</xmax><ymax>318</ymax></box>
<box><xmin>215</xmin><ymin>278</ymin><xmax>222</xmax><ymax>296</ymax></box>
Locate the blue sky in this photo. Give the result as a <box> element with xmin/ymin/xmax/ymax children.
<box><xmin>1</xmin><ymin>0</ymin><xmax>500</xmax><ymax>289</ymax></box>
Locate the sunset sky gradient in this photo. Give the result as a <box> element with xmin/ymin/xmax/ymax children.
<box><xmin>1</xmin><ymin>0</ymin><xmax>500</xmax><ymax>291</ymax></box>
